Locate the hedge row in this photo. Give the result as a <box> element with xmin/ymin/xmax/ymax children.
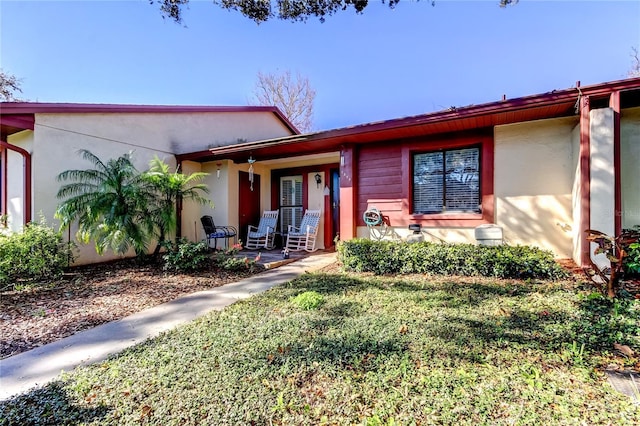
<box><xmin>337</xmin><ymin>239</ymin><xmax>569</xmax><ymax>280</ymax></box>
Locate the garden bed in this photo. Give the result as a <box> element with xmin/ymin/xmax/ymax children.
<box><xmin>0</xmin><ymin>257</ymin><xmax>261</xmax><ymax>359</ymax></box>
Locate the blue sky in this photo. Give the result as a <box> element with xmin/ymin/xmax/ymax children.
<box><xmin>1</xmin><ymin>0</ymin><xmax>639</xmax><ymax>130</ymax></box>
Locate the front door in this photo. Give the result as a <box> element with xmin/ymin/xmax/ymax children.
<box><xmin>279</xmin><ymin>175</ymin><xmax>303</xmax><ymax>234</ymax></box>
<box><xmin>238</xmin><ymin>171</ymin><xmax>261</xmax><ymax>244</ymax></box>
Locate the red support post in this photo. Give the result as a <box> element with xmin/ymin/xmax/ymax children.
<box><xmin>339</xmin><ymin>145</ymin><xmax>358</xmax><ymax>240</ymax></box>
<box><xmin>0</xmin><ymin>140</ymin><xmax>31</xmax><ymax>225</ymax></box>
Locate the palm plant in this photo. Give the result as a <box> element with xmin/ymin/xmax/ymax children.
<box><xmin>55</xmin><ymin>150</ymin><xmax>154</xmax><ymax>256</ymax></box>
<box><xmin>142</xmin><ymin>157</ymin><xmax>211</xmax><ymax>256</ymax></box>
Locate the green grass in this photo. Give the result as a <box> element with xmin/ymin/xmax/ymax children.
<box><xmin>1</xmin><ymin>272</ymin><xmax>639</xmax><ymax>425</ymax></box>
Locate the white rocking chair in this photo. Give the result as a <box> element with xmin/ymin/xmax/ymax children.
<box><xmin>285</xmin><ymin>209</ymin><xmax>321</xmax><ymax>252</ymax></box>
<box><xmin>245</xmin><ymin>210</ymin><xmax>279</xmax><ymax>249</ymax></box>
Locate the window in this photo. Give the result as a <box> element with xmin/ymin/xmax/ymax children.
<box><xmin>412</xmin><ymin>146</ymin><xmax>480</xmax><ymax>214</ymax></box>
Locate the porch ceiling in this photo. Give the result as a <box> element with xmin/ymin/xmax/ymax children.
<box><xmin>0</xmin><ymin>115</ymin><xmax>35</xmax><ymax>138</ymax></box>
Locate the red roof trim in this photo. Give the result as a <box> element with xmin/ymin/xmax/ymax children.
<box><xmin>0</xmin><ymin>102</ymin><xmax>299</xmax><ymax>135</ymax></box>
<box><xmin>206</xmin><ymin>76</ymin><xmax>640</xmax><ymax>156</ymax></box>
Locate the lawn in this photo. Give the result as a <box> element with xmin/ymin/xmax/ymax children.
<box><xmin>1</xmin><ymin>268</ymin><xmax>639</xmax><ymax>425</ymax></box>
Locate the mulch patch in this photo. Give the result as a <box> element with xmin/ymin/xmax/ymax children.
<box><xmin>1</xmin><ymin>257</ymin><xmax>260</xmax><ymax>359</ymax></box>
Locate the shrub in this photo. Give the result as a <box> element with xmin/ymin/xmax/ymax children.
<box><xmin>623</xmin><ymin>226</ymin><xmax>640</xmax><ymax>277</ymax></box>
<box><xmin>626</xmin><ymin>242</ymin><xmax>640</xmax><ymax>276</ymax></box>
<box><xmin>337</xmin><ymin>239</ymin><xmax>568</xmax><ymax>280</ymax></box>
<box><xmin>162</xmin><ymin>238</ymin><xmax>210</xmax><ymax>272</ymax></box>
<box><xmin>586</xmin><ymin>227</ymin><xmax>640</xmax><ymax>297</ymax></box>
<box><xmin>290</xmin><ymin>291</ymin><xmax>324</xmax><ymax>310</ymax></box>
<box><xmin>571</xmin><ymin>292</ymin><xmax>640</xmax><ymax>351</ymax></box>
<box><xmin>0</xmin><ymin>219</ymin><xmax>75</xmax><ymax>290</ymax></box>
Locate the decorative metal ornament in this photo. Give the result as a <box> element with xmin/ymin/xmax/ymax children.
<box><xmin>248</xmin><ymin>156</ymin><xmax>256</xmax><ymax>191</ymax></box>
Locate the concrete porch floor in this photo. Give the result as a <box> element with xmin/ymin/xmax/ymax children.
<box><xmin>238</xmin><ymin>247</ymin><xmax>334</xmax><ymax>270</ymax></box>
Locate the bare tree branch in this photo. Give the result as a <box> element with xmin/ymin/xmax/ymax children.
<box><xmin>0</xmin><ymin>69</ymin><xmax>23</xmax><ymax>102</ymax></box>
<box><xmin>252</xmin><ymin>70</ymin><xmax>316</xmax><ymax>133</ymax></box>
<box><xmin>629</xmin><ymin>46</ymin><xmax>640</xmax><ymax>78</ymax></box>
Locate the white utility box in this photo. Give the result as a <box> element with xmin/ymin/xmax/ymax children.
<box><xmin>475</xmin><ymin>224</ymin><xmax>503</xmax><ymax>246</ymax></box>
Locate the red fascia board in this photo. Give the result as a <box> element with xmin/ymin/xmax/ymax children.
<box><xmin>0</xmin><ymin>102</ymin><xmax>299</xmax><ymax>135</ymax></box>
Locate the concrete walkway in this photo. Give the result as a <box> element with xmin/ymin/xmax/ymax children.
<box><xmin>0</xmin><ymin>252</ymin><xmax>336</xmax><ymax>401</ymax></box>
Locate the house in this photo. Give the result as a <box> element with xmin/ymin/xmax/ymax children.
<box><xmin>2</xmin><ymin>77</ymin><xmax>639</xmax><ymax>268</ymax></box>
<box><xmin>0</xmin><ymin>103</ymin><xmax>298</xmax><ymax>264</ymax></box>
<box><xmin>176</xmin><ymin>77</ymin><xmax>640</xmax><ymax>269</ymax></box>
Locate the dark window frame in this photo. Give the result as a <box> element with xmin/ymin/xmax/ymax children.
<box><xmin>400</xmin><ymin>132</ymin><xmax>494</xmax><ymax>227</ymax></box>
<box><xmin>412</xmin><ymin>145</ymin><xmax>482</xmax><ymax>215</ymax></box>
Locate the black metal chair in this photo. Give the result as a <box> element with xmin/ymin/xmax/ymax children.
<box><xmin>200</xmin><ymin>215</ymin><xmax>237</xmax><ymax>250</ymax></box>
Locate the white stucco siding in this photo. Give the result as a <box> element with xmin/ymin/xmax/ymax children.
<box><xmin>31</xmin><ymin>116</ymin><xmax>173</xmax><ymax>259</ymax></box>
<box><xmin>494</xmin><ymin>117</ymin><xmax>577</xmax><ymax>258</ymax></box>
<box><xmin>35</xmin><ymin>111</ymin><xmax>293</xmax><ymax>155</ymax></box>
<box><xmin>180</xmin><ymin>161</ymin><xmax>207</xmax><ymax>244</ymax></box>
<box><xmin>5</xmin><ymin>130</ymin><xmax>34</xmax><ymax>232</ymax></box>
<box><xmin>201</xmin><ymin>161</ymin><xmax>233</xmax><ymax>236</ymax></box>
<box><xmin>356</xmin><ymin>226</ymin><xmax>475</xmax><ymax>244</ymax></box>
<box><xmin>24</xmin><ymin>110</ymin><xmax>290</xmax><ymax>264</ymax></box>
<box><xmin>571</xmin><ymin>123</ymin><xmax>582</xmax><ymax>264</ymax></box>
<box><xmin>621</xmin><ymin>107</ymin><xmax>640</xmax><ymax>229</ymax></box>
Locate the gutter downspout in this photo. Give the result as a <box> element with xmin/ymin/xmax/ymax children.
<box><xmin>0</xmin><ymin>140</ymin><xmax>32</xmax><ymax>225</ymax></box>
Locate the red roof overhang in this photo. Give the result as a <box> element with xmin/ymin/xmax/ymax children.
<box><xmin>0</xmin><ymin>114</ymin><xmax>35</xmax><ymax>137</ymax></box>
<box><xmin>176</xmin><ymin>77</ymin><xmax>640</xmax><ymax>164</ymax></box>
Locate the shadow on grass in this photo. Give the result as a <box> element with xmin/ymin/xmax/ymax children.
<box><xmin>266</xmin><ymin>332</ymin><xmax>408</xmax><ymax>371</ymax></box>
<box><xmin>0</xmin><ymin>381</ymin><xmax>109</xmax><ymax>425</ymax></box>
<box><xmin>286</xmin><ymin>272</ymin><xmax>545</xmax><ymax>307</ymax></box>
<box><xmin>278</xmin><ymin>272</ymin><xmax>584</xmax><ymax>366</ymax></box>
<box><xmin>433</xmin><ymin>309</ymin><xmax>578</xmax><ymax>349</ymax></box>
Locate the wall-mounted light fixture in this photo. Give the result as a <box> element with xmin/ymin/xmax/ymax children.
<box><xmin>216</xmin><ymin>162</ymin><xmax>222</xmax><ymax>179</ymax></box>
<box><xmin>314</xmin><ymin>173</ymin><xmax>322</xmax><ymax>188</ymax></box>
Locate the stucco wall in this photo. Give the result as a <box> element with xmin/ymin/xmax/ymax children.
<box><xmin>571</xmin><ymin>122</ymin><xmax>581</xmax><ymax>264</ymax></box>
<box><xmin>27</xmin><ymin>111</ymin><xmax>291</xmax><ymax>264</ymax></box>
<box><xmin>36</xmin><ymin>111</ymin><xmax>292</xmax><ymax>155</ymax></box>
<box><xmin>201</xmin><ymin>161</ymin><xmax>232</xmax><ymax>238</ymax></box>
<box><xmin>5</xmin><ymin>130</ymin><xmax>34</xmax><ymax>232</ymax></box>
<box><xmin>31</xmin><ymin>120</ymin><xmax>175</xmax><ymax>265</ymax></box>
<box><xmin>494</xmin><ymin>117</ymin><xmax>577</xmax><ymax>258</ymax></box>
<box><xmin>180</xmin><ymin>160</ymin><xmax>207</xmax><ymax>244</ymax></box>
<box><xmin>355</xmin><ymin>225</ymin><xmax>475</xmax><ymax>243</ymax></box>
<box><xmin>621</xmin><ymin>107</ymin><xmax>640</xmax><ymax>229</ymax></box>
